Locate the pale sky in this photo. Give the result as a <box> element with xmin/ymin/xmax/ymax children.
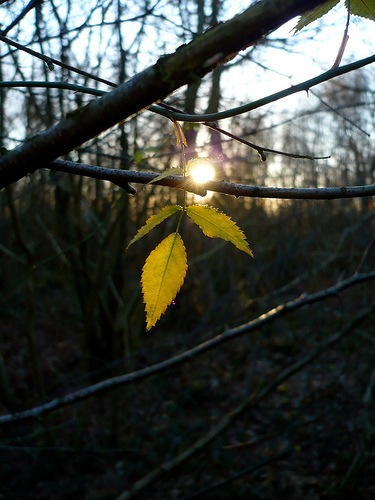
<box><xmin>220</xmin><ymin>2</ymin><xmax>375</xmax><ymax>104</ymax></box>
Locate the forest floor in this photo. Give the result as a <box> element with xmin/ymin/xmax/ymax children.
<box><xmin>1</xmin><ymin>281</ymin><xmax>375</xmax><ymax>500</ymax></box>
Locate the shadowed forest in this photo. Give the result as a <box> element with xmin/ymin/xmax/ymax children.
<box><xmin>1</xmin><ymin>1</ymin><xmax>375</xmax><ymax>498</ymax></box>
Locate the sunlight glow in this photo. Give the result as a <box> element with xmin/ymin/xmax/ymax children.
<box><xmin>187</xmin><ymin>158</ymin><xmax>216</xmax><ymax>184</ymax></box>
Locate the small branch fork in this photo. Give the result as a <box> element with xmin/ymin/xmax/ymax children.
<box><xmin>1</xmin><ymin>270</ymin><xmax>374</xmax><ymax>425</ymax></box>
<box><xmin>204</xmin><ymin>121</ymin><xmax>330</xmax><ymax>161</ymax></box>
<box><xmin>48</xmin><ymin>159</ymin><xmax>375</xmax><ymax>200</ymax></box>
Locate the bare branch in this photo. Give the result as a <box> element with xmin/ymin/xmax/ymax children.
<box><xmin>0</xmin><ymin>0</ymin><xmax>330</xmax><ymax>188</ymax></box>
<box><xmin>2</xmin><ymin>51</ymin><xmax>375</xmax><ymax>126</ymax></box>
<box><xmin>153</xmin><ymin>55</ymin><xmax>375</xmax><ymax>123</ymax></box>
<box><xmin>204</xmin><ymin>121</ymin><xmax>330</xmax><ymax>161</ymax></box>
<box><xmin>0</xmin><ymin>0</ymin><xmax>43</xmax><ymax>36</ymax></box>
<box><xmin>1</xmin><ymin>270</ymin><xmax>374</xmax><ymax>425</ymax></box>
<box><xmin>0</xmin><ymin>33</ymin><xmax>115</xmax><ymax>85</ymax></box>
<box><xmin>118</xmin><ymin>303</ymin><xmax>375</xmax><ymax>499</ymax></box>
<box><xmin>49</xmin><ymin>159</ymin><xmax>375</xmax><ymax>200</ymax></box>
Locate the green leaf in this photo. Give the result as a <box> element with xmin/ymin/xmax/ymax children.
<box><xmin>142</xmin><ymin>232</ymin><xmax>187</xmax><ymax>330</ymax></box>
<box><xmin>347</xmin><ymin>0</ymin><xmax>375</xmax><ymax>20</ymax></box>
<box><xmin>126</xmin><ymin>205</ymin><xmax>182</xmax><ymax>249</ymax></box>
<box><xmin>294</xmin><ymin>0</ymin><xmax>339</xmax><ymax>32</ymax></box>
<box><xmin>294</xmin><ymin>0</ymin><xmax>375</xmax><ymax>32</ymax></box>
<box><xmin>186</xmin><ymin>205</ymin><xmax>253</xmax><ymax>257</ymax></box>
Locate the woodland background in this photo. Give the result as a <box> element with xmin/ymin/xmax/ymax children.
<box><xmin>1</xmin><ymin>0</ymin><xmax>375</xmax><ymax>498</ymax></box>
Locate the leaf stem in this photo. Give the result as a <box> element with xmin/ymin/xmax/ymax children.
<box><xmin>173</xmin><ymin>121</ymin><xmax>188</xmax><ymax>232</ymax></box>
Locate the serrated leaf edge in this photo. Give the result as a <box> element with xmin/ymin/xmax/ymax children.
<box><xmin>186</xmin><ymin>205</ymin><xmax>253</xmax><ymax>257</ymax></box>
<box><xmin>141</xmin><ymin>232</ymin><xmax>187</xmax><ymax>330</ymax></box>
<box><xmin>126</xmin><ymin>204</ymin><xmax>182</xmax><ymax>249</ymax></box>
<box><xmin>347</xmin><ymin>0</ymin><xmax>375</xmax><ymax>20</ymax></box>
<box><xmin>294</xmin><ymin>0</ymin><xmax>340</xmax><ymax>33</ymax></box>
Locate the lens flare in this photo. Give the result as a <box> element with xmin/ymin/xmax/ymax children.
<box><xmin>187</xmin><ymin>158</ymin><xmax>216</xmax><ymax>184</ymax></box>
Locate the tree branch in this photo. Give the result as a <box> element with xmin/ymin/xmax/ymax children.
<box><xmin>153</xmin><ymin>55</ymin><xmax>375</xmax><ymax>122</ymax></box>
<box><xmin>118</xmin><ymin>303</ymin><xmax>375</xmax><ymax>499</ymax></box>
<box><xmin>1</xmin><ymin>270</ymin><xmax>374</xmax><ymax>425</ymax></box>
<box><xmin>0</xmin><ymin>0</ymin><xmax>329</xmax><ymax>189</ymax></box>
<box><xmin>2</xmin><ymin>53</ymin><xmax>375</xmax><ymax>124</ymax></box>
<box><xmin>49</xmin><ymin>159</ymin><xmax>375</xmax><ymax>200</ymax></box>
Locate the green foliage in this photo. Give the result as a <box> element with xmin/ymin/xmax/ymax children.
<box><xmin>350</xmin><ymin>0</ymin><xmax>375</xmax><ymax>19</ymax></box>
<box><xmin>294</xmin><ymin>0</ymin><xmax>340</xmax><ymax>32</ymax></box>
<box><xmin>294</xmin><ymin>0</ymin><xmax>375</xmax><ymax>32</ymax></box>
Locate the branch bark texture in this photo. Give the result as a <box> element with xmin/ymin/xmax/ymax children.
<box><xmin>49</xmin><ymin>159</ymin><xmax>375</xmax><ymax>200</ymax></box>
<box><xmin>0</xmin><ymin>0</ymin><xmax>328</xmax><ymax>188</ymax></box>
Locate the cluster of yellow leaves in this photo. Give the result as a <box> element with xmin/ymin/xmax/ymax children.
<box><xmin>127</xmin><ymin>205</ymin><xmax>253</xmax><ymax>330</ymax></box>
<box><xmin>125</xmin><ymin>0</ymin><xmax>375</xmax><ymax>331</ymax></box>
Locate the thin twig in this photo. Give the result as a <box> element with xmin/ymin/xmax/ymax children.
<box><xmin>0</xmin><ymin>81</ymin><xmax>331</xmax><ymax>161</ymax></box>
<box><xmin>1</xmin><ymin>271</ymin><xmax>374</xmax><ymax>425</ymax></box>
<box><xmin>0</xmin><ymin>0</ymin><xmax>43</xmax><ymax>36</ymax></box>
<box><xmin>1</xmin><ymin>53</ymin><xmax>375</xmax><ymax>126</ymax></box>
<box><xmin>331</xmin><ymin>0</ymin><xmax>350</xmax><ymax>69</ymax></box>
<box><xmin>117</xmin><ymin>303</ymin><xmax>375</xmax><ymax>499</ymax></box>
<box><xmin>153</xmin><ymin>55</ymin><xmax>375</xmax><ymax>123</ymax></box>
<box><xmin>205</xmin><ymin>121</ymin><xmax>330</xmax><ymax>160</ymax></box>
<box><xmin>0</xmin><ymin>33</ymin><xmax>115</xmax><ymax>86</ymax></box>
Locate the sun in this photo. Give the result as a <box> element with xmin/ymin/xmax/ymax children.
<box><xmin>187</xmin><ymin>158</ymin><xmax>216</xmax><ymax>184</ymax></box>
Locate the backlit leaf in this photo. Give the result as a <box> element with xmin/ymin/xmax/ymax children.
<box><xmin>294</xmin><ymin>0</ymin><xmax>339</xmax><ymax>33</ymax></box>
<box><xmin>147</xmin><ymin>166</ymin><xmax>183</xmax><ymax>185</ymax></box>
<box><xmin>126</xmin><ymin>205</ymin><xmax>182</xmax><ymax>249</ymax></box>
<box><xmin>142</xmin><ymin>232</ymin><xmax>187</xmax><ymax>330</ymax></box>
<box><xmin>173</xmin><ymin>121</ymin><xmax>188</xmax><ymax>147</ymax></box>
<box><xmin>348</xmin><ymin>0</ymin><xmax>375</xmax><ymax>20</ymax></box>
<box><xmin>186</xmin><ymin>205</ymin><xmax>253</xmax><ymax>257</ymax></box>
<box><xmin>295</xmin><ymin>0</ymin><xmax>375</xmax><ymax>33</ymax></box>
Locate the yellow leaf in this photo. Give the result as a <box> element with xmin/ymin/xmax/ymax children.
<box><xmin>142</xmin><ymin>232</ymin><xmax>187</xmax><ymax>330</ymax></box>
<box><xmin>126</xmin><ymin>205</ymin><xmax>182</xmax><ymax>249</ymax></box>
<box><xmin>147</xmin><ymin>166</ymin><xmax>183</xmax><ymax>186</ymax></box>
<box><xmin>186</xmin><ymin>205</ymin><xmax>253</xmax><ymax>257</ymax></box>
